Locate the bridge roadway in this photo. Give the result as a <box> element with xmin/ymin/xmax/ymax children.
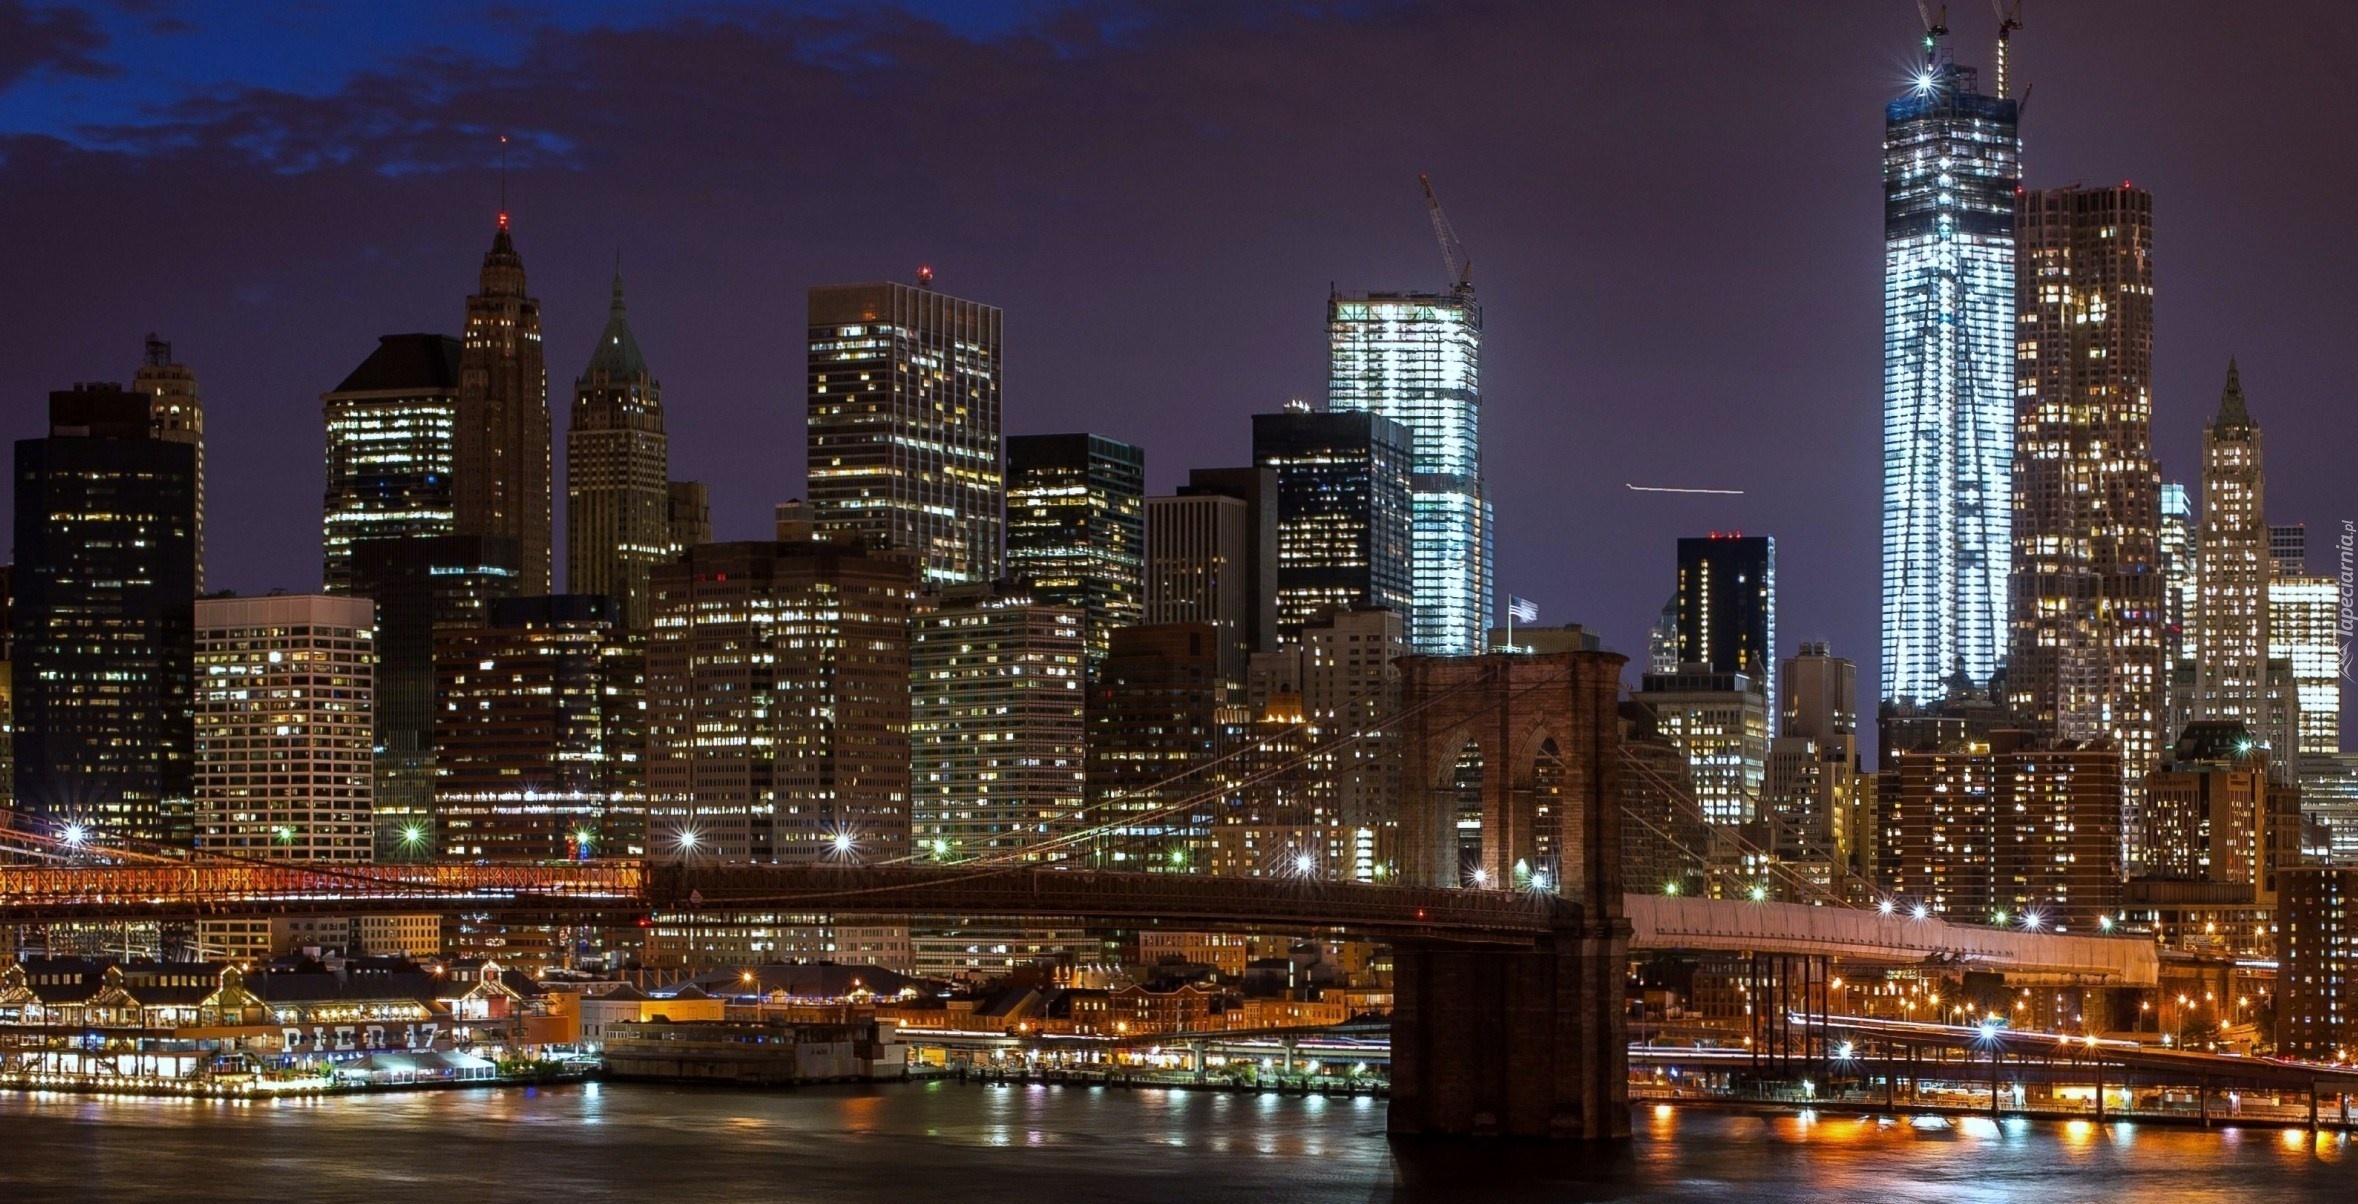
<box><xmin>0</xmin><ymin>860</ymin><xmax>2155</xmax><ymax>980</ymax></box>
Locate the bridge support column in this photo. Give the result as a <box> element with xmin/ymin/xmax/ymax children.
<box><xmin>1388</xmin><ymin>914</ymin><xmax>1629</xmax><ymax>1140</ymax></box>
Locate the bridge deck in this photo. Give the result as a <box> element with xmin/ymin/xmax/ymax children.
<box><xmin>0</xmin><ymin>861</ymin><xmax>2157</xmax><ymax>979</ymax></box>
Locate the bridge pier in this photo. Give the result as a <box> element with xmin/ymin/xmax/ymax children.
<box><xmin>1388</xmin><ymin>910</ymin><xmax>1629</xmax><ymax>1141</ymax></box>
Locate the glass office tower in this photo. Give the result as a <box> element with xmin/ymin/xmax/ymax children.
<box><xmin>1327</xmin><ymin>290</ymin><xmax>1488</xmax><ymax>656</ymax></box>
<box><xmin>806</xmin><ymin>276</ymin><xmax>1003</xmax><ymax>589</ymax></box>
<box><xmin>1881</xmin><ymin>30</ymin><xmax>2019</xmax><ymax>704</ymax></box>
<box><xmin>1004</xmin><ymin>433</ymin><xmax>1145</xmax><ymax>669</ymax></box>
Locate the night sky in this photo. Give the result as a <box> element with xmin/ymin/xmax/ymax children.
<box><xmin>2</xmin><ymin>1</ymin><xmax>2351</xmax><ymax>738</ymax></box>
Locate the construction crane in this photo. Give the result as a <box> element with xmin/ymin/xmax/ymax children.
<box><xmin>1916</xmin><ymin>2</ymin><xmax>1949</xmax><ymax>52</ymax></box>
<box><xmin>1992</xmin><ymin>0</ymin><xmax>2024</xmax><ymax>99</ymax></box>
<box><xmin>1419</xmin><ymin>172</ymin><xmax>1472</xmax><ymax>294</ymax></box>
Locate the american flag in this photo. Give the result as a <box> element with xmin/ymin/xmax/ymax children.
<box><xmin>1507</xmin><ymin>595</ymin><xmax>1538</xmax><ymax>624</ymax></box>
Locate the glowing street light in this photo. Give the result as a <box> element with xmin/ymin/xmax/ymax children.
<box><xmin>1912</xmin><ymin>905</ymin><xmax>1930</xmax><ymax>921</ymax></box>
<box><xmin>61</xmin><ymin>821</ymin><xmax>89</xmax><ymax>848</ymax></box>
<box><xmin>1877</xmin><ymin>899</ymin><xmax>1895</xmax><ymax>916</ymax></box>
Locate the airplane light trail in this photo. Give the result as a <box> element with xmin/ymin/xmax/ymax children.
<box><xmin>1626</xmin><ymin>483</ymin><xmax>1745</xmax><ymax>495</ymax></box>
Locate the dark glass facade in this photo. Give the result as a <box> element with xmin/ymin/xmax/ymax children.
<box><xmin>321</xmin><ymin>334</ymin><xmax>461</xmax><ymax>592</ymax></box>
<box><xmin>12</xmin><ymin>384</ymin><xmax>199</xmax><ymax>843</ymax></box>
<box><xmin>1250</xmin><ymin>410</ymin><xmax>1412</xmax><ymax>641</ymax></box>
<box><xmin>1004</xmin><ymin>433</ymin><xmax>1144</xmax><ymax>669</ymax></box>
<box><xmin>435</xmin><ymin>594</ymin><xmax>646</xmax><ymax>860</ymax></box>
<box><xmin>1675</xmin><ymin>534</ymin><xmax>1778</xmax><ymax>718</ymax></box>
<box><xmin>348</xmin><ymin>533</ymin><xmax>523</xmax><ymax>859</ymax></box>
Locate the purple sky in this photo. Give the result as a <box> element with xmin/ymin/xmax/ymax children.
<box><xmin>2</xmin><ymin>1</ymin><xmax>2351</xmax><ymax>737</ymax></box>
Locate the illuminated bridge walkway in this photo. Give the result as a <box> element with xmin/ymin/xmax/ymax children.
<box><xmin>0</xmin><ymin>860</ymin><xmax>2155</xmax><ymax>982</ymax></box>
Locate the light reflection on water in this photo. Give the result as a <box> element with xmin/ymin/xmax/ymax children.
<box><xmin>1</xmin><ymin>1086</ymin><xmax>2353</xmax><ymax>1203</ymax></box>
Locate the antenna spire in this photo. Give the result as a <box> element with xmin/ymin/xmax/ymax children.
<box><xmin>498</xmin><ymin>134</ymin><xmax>510</xmax><ymax>230</ymax></box>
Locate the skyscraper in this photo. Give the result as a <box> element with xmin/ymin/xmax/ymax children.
<box><xmin>666</xmin><ymin>480</ymin><xmax>711</xmax><ymax>549</ymax></box>
<box><xmin>1251</xmin><ymin>408</ymin><xmax>1413</xmax><ymax>641</ymax></box>
<box><xmin>646</xmin><ymin>541</ymin><xmax>916</xmax><ymax>863</ymax></box>
<box><xmin>350</xmin><ymin>534</ymin><xmax>522</xmax><ymax>859</ymax></box>
<box><xmin>1881</xmin><ymin>25</ymin><xmax>2020</xmax><ymax>704</ymax></box>
<box><xmin>435</xmin><ymin>595</ymin><xmax>646</xmax><ymax>860</ymax></box>
<box><xmin>1086</xmin><ymin>623</ymin><xmax>1235</xmax><ymax>871</ymax></box>
<box><xmin>134</xmin><ymin>335</ymin><xmax>205</xmax><ymax>592</ymax></box>
<box><xmin>1165</xmin><ymin>466</ymin><xmax>1280</xmax><ymax>662</ymax></box>
<box><xmin>2159</xmin><ymin>481</ymin><xmax>2197</xmax><ymax>679</ymax></box>
<box><xmin>806</xmin><ymin>275</ymin><xmax>1002</xmax><ymax>588</ymax></box>
<box><xmin>321</xmin><ymin>334</ymin><xmax>461</xmax><ymax>592</ymax></box>
<box><xmin>1003</xmin><ymin>433</ymin><xmax>1145</xmax><ymax>667</ymax></box>
<box><xmin>194</xmin><ymin>594</ymin><xmax>375</xmax><ymax>863</ymax></box>
<box><xmin>565</xmin><ymin>270</ymin><xmax>671</xmax><ymax>629</ymax></box>
<box><xmin>1240</xmin><ymin>605</ymin><xmax>1408</xmax><ymax>882</ymax></box>
<box><xmin>2195</xmin><ymin>364</ymin><xmax>2269</xmax><ymax>732</ymax></box>
<box><xmin>1633</xmin><ymin>667</ymin><xmax>1769</xmax><ymax>828</ymax></box>
<box><xmin>455</xmin><ymin>212</ymin><xmax>552</xmax><ymax>593</ymax></box>
<box><xmin>1145</xmin><ymin>490</ymin><xmax>1254</xmax><ymax>689</ymax></box>
<box><xmin>2009</xmin><ymin>185</ymin><xmax>2165</xmax><ymax>781</ymax></box>
<box><xmin>909</xmin><ymin>589</ymin><xmax>1086</xmax><ymax>861</ymax></box>
<box><xmin>2267</xmin><ymin>525</ymin><xmax>2340</xmax><ymax>756</ymax></box>
<box><xmin>1674</xmin><ymin>534</ymin><xmax>1777</xmax><ymax>721</ymax></box>
<box><xmin>1767</xmin><ymin>643</ymin><xmax>1861</xmax><ymax>888</ymax></box>
<box><xmin>12</xmin><ymin>385</ymin><xmax>198</xmax><ymax>843</ymax></box>
<box><xmin>1881</xmin><ymin>731</ymin><xmax>2122</xmax><ymax>930</ymax></box>
<box><xmin>1327</xmin><ymin>289</ymin><xmax>1489</xmax><ymax>656</ymax></box>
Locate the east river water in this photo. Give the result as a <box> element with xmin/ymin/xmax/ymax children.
<box><xmin>4</xmin><ymin>1082</ymin><xmax>2355</xmax><ymax>1202</ymax></box>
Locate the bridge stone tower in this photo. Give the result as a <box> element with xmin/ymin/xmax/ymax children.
<box><xmin>1389</xmin><ymin>645</ymin><xmax>1630</xmax><ymax>1140</ymax></box>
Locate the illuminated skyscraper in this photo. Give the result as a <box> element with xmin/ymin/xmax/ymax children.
<box><xmin>2195</xmin><ymin>364</ymin><xmax>2269</xmax><ymax>731</ymax></box>
<box><xmin>435</xmin><ymin>595</ymin><xmax>645</xmax><ymax>860</ymax></box>
<box><xmin>1675</xmin><ymin>534</ymin><xmax>1777</xmax><ymax>721</ymax></box>
<box><xmin>1327</xmin><ymin>290</ymin><xmax>1489</xmax><ymax>655</ymax></box>
<box><xmin>455</xmin><ymin>212</ymin><xmax>552</xmax><ymax>593</ymax></box>
<box><xmin>12</xmin><ymin>385</ymin><xmax>198</xmax><ymax>844</ymax></box>
<box><xmin>806</xmin><ymin>275</ymin><xmax>1002</xmax><ymax>588</ymax></box>
<box><xmin>2008</xmin><ymin>185</ymin><xmax>2165</xmax><ymax>783</ymax></box>
<box><xmin>565</xmin><ymin>270</ymin><xmax>671</xmax><ymax>630</ymax></box>
<box><xmin>1633</xmin><ymin>668</ymin><xmax>1769</xmax><ymax>828</ymax></box>
<box><xmin>2267</xmin><ymin>526</ymin><xmax>2339</xmax><ymax>756</ymax></box>
<box><xmin>1881</xmin><ymin>26</ymin><xmax>2020</xmax><ymax>703</ymax></box>
<box><xmin>646</xmin><ymin>541</ymin><xmax>916</xmax><ymax>863</ymax></box>
<box><xmin>2159</xmin><ymin>482</ymin><xmax>2197</xmax><ymax>676</ymax></box>
<box><xmin>134</xmin><ymin>335</ymin><xmax>205</xmax><ymax>592</ymax></box>
<box><xmin>321</xmin><ymin>334</ymin><xmax>460</xmax><ymax>592</ymax></box>
<box><xmin>1004</xmin><ymin>433</ymin><xmax>1145</xmax><ymax>667</ymax></box>
<box><xmin>194</xmin><ymin>594</ymin><xmax>375</xmax><ymax>863</ymax></box>
<box><xmin>909</xmin><ymin>589</ymin><xmax>1086</xmax><ymax>860</ymax></box>
<box><xmin>1251</xmin><ymin>408</ymin><xmax>1413</xmax><ymax>641</ymax></box>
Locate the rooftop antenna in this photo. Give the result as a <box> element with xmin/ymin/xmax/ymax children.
<box><xmin>498</xmin><ymin>134</ymin><xmax>510</xmax><ymax>230</ymax></box>
<box><xmin>1992</xmin><ymin>0</ymin><xmax>2023</xmax><ymax>99</ymax></box>
<box><xmin>1418</xmin><ymin>172</ymin><xmax>1472</xmax><ymax>294</ymax></box>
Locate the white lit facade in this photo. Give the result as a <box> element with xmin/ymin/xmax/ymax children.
<box><xmin>1327</xmin><ymin>290</ymin><xmax>1489</xmax><ymax>656</ymax></box>
<box><xmin>194</xmin><ymin>594</ymin><xmax>376</xmax><ymax>863</ymax></box>
<box><xmin>1880</xmin><ymin>42</ymin><xmax>2019</xmax><ymax>703</ymax></box>
<box><xmin>909</xmin><ymin>592</ymin><xmax>1087</xmax><ymax>860</ymax></box>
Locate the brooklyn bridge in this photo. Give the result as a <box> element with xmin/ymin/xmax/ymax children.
<box><xmin>0</xmin><ymin>646</ymin><xmax>2165</xmax><ymax>1139</ymax></box>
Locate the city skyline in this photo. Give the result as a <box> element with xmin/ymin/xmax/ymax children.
<box><xmin>0</xmin><ymin>3</ymin><xmax>2352</xmax><ymax>754</ymax></box>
